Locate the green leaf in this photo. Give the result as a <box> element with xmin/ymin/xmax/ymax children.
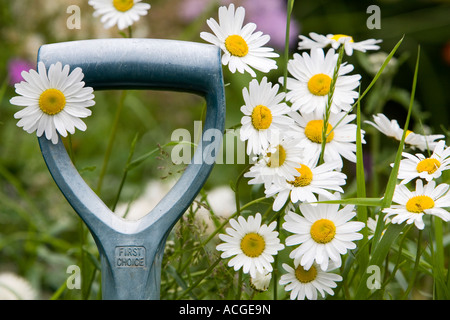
<box><xmin>355</xmin><ymin>91</ymin><xmax>370</xmax><ymax>272</ymax></box>
<box><xmin>315</xmin><ymin>197</ymin><xmax>383</xmax><ymax>207</ymax></box>
<box><xmin>355</xmin><ymin>45</ymin><xmax>421</xmax><ymax>299</ymax></box>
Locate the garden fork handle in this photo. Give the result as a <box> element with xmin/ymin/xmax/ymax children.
<box><xmin>37</xmin><ymin>39</ymin><xmax>225</xmax><ymax>299</ymax></box>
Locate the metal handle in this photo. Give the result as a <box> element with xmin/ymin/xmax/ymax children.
<box><xmin>37</xmin><ymin>39</ymin><xmax>225</xmax><ymax>299</ymax></box>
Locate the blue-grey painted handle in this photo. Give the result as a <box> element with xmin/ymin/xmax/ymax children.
<box><xmin>37</xmin><ymin>39</ymin><xmax>225</xmax><ymax>300</ymax></box>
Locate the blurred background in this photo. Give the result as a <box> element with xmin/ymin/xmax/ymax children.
<box><xmin>0</xmin><ymin>0</ymin><xmax>449</xmax><ymax>299</ymax></box>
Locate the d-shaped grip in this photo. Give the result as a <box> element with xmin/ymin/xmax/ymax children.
<box><xmin>38</xmin><ymin>38</ymin><xmax>222</xmax><ymax>94</ymax></box>
<box><xmin>38</xmin><ymin>38</ymin><xmax>225</xmax><ymax>234</ymax></box>
<box><xmin>37</xmin><ymin>39</ymin><xmax>225</xmax><ymax>299</ymax></box>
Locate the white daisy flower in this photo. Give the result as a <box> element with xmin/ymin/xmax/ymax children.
<box><xmin>289</xmin><ymin>110</ymin><xmax>365</xmax><ymax>168</ymax></box>
<box><xmin>200</xmin><ymin>4</ymin><xmax>279</xmax><ymax>77</ymax></box>
<box><xmin>283</xmin><ymin>196</ymin><xmax>365</xmax><ymax>271</ymax></box>
<box><xmin>240</xmin><ymin>77</ymin><xmax>294</xmax><ymax>156</ymax></box>
<box><xmin>395</xmin><ymin>140</ymin><xmax>450</xmax><ymax>185</ymax></box>
<box><xmin>279</xmin><ymin>262</ymin><xmax>342</xmax><ymax>300</ymax></box>
<box><xmin>249</xmin><ymin>269</ymin><xmax>272</xmax><ymax>292</ymax></box>
<box><xmin>244</xmin><ymin>136</ymin><xmax>304</xmax><ymax>188</ymax></box>
<box><xmin>10</xmin><ymin>61</ymin><xmax>95</xmax><ymax>144</ymax></box>
<box><xmin>281</xmin><ymin>48</ymin><xmax>360</xmax><ymax>115</ymax></box>
<box><xmin>365</xmin><ymin>113</ymin><xmax>445</xmax><ymax>151</ymax></box>
<box><xmin>0</xmin><ymin>272</ymin><xmax>37</xmax><ymax>300</ymax></box>
<box><xmin>382</xmin><ymin>179</ymin><xmax>450</xmax><ymax>230</ymax></box>
<box><xmin>88</xmin><ymin>0</ymin><xmax>151</xmax><ymax>30</ymax></box>
<box><xmin>216</xmin><ymin>213</ymin><xmax>284</xmax><ymax>278</ymax></box>
<box><xmin>298</xmin><ymin>32</ymin><xmax>382</xmax><ymax>56</ymax></box>
<box><xmin>264</xmin><ymin>156</ymin><xmax>347</xmax><ymax>211</ymax></box>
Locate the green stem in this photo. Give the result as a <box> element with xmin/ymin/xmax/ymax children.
<box><xmin>401</xmin><ymin>229</ymin><xmax>423</xmax><ymax>299</ymax></box>
<box><xmin>111</xmin><ymin>133</ymin><xmax>139</xmax><ymax>212</ymax></box>
<box><xmin>283</xmin><ymin>0</ymin><xmax>295</xmax><ymax>93</ymax></box>
<box><xmin>319</xmin><ymin>45</ymin><xmax>345</xmax><ymax>165</ymax></box>
<box><xmin>96</xmin><ymin>90</ymin><xmax>127</xmax><ymax>195</ymax></box>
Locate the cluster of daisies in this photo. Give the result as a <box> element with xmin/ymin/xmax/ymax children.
<box><xmin>199</xmin><ymin>4</ymin><xmax>450</xmax><ymax>300</ymax></box>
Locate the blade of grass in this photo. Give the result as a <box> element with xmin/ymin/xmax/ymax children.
<box><xmin>328</xmin><ymin>36</ymin><xmax>404</xmax><ymax>136</ymax></box>
<box><xmin>355</xmin><ymin>45</ymin><xmax>421</xmax><ymax>299</ymax></box>
<box><xmin>431</xmin><ymin>217</ymin><xmax>449</xmax><ymax>299</ymax></box>
<box><xmin>355</xmin><ymin>90</ymin><xmax>370</xmax><ymax>272</ymax></box>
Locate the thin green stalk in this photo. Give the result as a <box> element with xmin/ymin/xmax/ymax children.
<box><xmin>327</xmin><ymin>36</ymin><xmax>404</xmax><ymax>137</ymax></box>
<box><xmin>432</xmin><ymin>217</ymin><xmax>448</xmax><ymax>299</ymax></box>
<box><xmin>96</xmin><ymin>90</ymin><xmax>127</xmax><ymax>195</ymax></box>
<box><xmin>236</xmin><ymin>269</ymin><xmax>243</xmax><ymax>299</ymax></box>
<box><xmin>355</xmin><ymin>90</ymin><xmax>370</xmax><ymax>273</ymax></box>
<box><xmin>319</xmin><ymin>45</ymin><xmax>345</xmax><ymax>165</ymax></box>
<box><xmin>283</xmin><ymin>0</ymin><xmax>295</xmax><ymax>93</ymax></box>
<box><xmin>176</xmin><ymin>256</ymin><xmax>222</xmax><ymax>300</ymax></box>
<box><xmin>355</xmin><ymin>45</ymin><xmax>420</xmax><ymax>299</ymax></box>
<box><xmin>401</xmin><ymin>229</ymin><xmax>423</xmax><ymax>299</ymax></box>
<box><xmin>234</xmin><ymin>164</ymin><xmax>252</xmax><ymax>216</ymax></box>
<box><xmin>111</xmin><ymin>133</ymin><xmax>139</xmax><ymax>212</ymax></box>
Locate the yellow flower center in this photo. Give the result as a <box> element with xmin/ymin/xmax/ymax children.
<box><xmin>310</xmin><ymin>219</ymin><xmax>336</xmax><ymax>244</ymax></box>
<box><xmin>288</xmin><ymin>164</ymin><xmax>313</xmax><ymax>187</ymax></box>
<box><xmin>295</xmin><ymin>264</ymin><xmax>317</xmax><ymax>283</ymax></box>
<box><xmin>251</xmin><ymin>105</ymin><xmax>273</xmax><ymax>130</ymax></box>
<box><xmin>416</xmin><ymin>158</ymin><xmax>441</xmax><ymax>175</ymax></box>
<box><xmin>307</xmin><ymin>73</ymin><xmax>332</xmax><ymax>96</ymax></box>
<box><xmin>330</xmin><ymin>34</ymin><xmax>354</xmax><ymax>43</ymax></box>
<box><xmin>405</xmin><ymin>130</ymin><xmax>413</xmax><ymax>138</ymax></box>
<box><xmin>267</xmin><ymin>145</ymin><xmax>287</xmax><ymax>168</ymax></box>
<box><xmin>113</xmin><ymin>0</ymin><xmax>134</xmax><ymax>12</ymax></box>
<box><xmin>39</xmin><ymin>88</ymin><xmax>66</xmax><ymax>115</ymax></box>
<box><xmin>304</xmin><ymin>120</ymin><xmax>334</xmax><ymax>144</ymax></box>
<box><xmin>225</xmin><ymin>35</ymin><xmax>249</xmax><ymax>57</ymax></box>
<box><xmin>405</xmin><ymin>195</ymin><xmax>435</xmax><ymax>213</ymax></box>
<box><xmin>240</xmin><ymin>233</ymin><xmax>265</xmax><ymax>258</ymax></box>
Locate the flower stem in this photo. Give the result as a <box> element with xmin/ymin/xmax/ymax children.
<box><xmin>283</xmin><ymin>0</ymin><xmax>295</xmax><ymax>93</ymax></box>
<box><xmin>319</xmin><ymin>45</ymin><xmax>345</xmax><ymax>165</ymax></box>
<box><xmin>96</xmin><ymin>90</ymin><xmax>127</xmax><ymax>195</ymax></box>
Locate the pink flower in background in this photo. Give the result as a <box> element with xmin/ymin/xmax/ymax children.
<box><xmin>181</xmin><ymin>0</ymin><xmax>300</xmax><ymax>50</ymax></box>
<box><xmin>244</xmin><ymin>0</ymin><xmax>300</xmax><ymax>50</ymax></box>
<box><xmin>7</xmin><ymin>59</ymin><xmax>35</xmax><ymax>86</ymax></box>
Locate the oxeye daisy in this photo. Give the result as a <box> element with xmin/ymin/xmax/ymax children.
<box><xmin>395</xmin><ymin>140</ymin><xmax>450</xmax><ymax>185</ymax></box>
<box><xmin>249</xmin><ymin>269</ymin><xmax>272</xmax><ymax>292</ymax></box>
<box><xmin>0</xmin><ymin>272</ymin><xmax>37</xmax><ymax>300</ymax></box>
<box><xmin>283</xmin><ymin>196</ymin><xmax>365</xmax><ymax>271</ymax></box>
<box><xmin>382</xmin><ymin>179</ymin><xmax>450</xmax><ymax>230</ymax></box>
<box><xmin>264</xmin><ymin>156</ymin><xmax>347</xmax><ymax>211</ymax></box>
<box><xmin>289</xmin><ymin>110</ymin><xmax>364</xmax><ymax>168</ymax></box>
<box><xmin>281</xmin><ymin>48</ymin><xmax>361</xmax><ymax>115</ymax></box>
<box><xmin>240</xmin><ymin>77</ymin><xmax>294</xmax><ymax>155</ymax></box>
<box><xmin>279</xmin><ymin>262</ymin><xmax>342</xmax><ymax>300</ymax></box>
<box><xmin>365</xmin><ymin>113</ymin><xmax>445</xmax><ymax>152</ymax></box>
<box><xmin>200</xmin><ymin>4</ymin><xmax>279</xmax><ymax>77</ymax></box>
<box><xmin>298</xmin><ymin>32</ymin><xmax>382</xmax><ymax>56</ymax></box>
<box><xmin>10</xmin><ymin>61</ymin><xmax>95</xmax><ymax>144</ymax></box>
<box><xmin>88</xmin><ymin>0</ymin><xmax>151</xmax><ymax>30</ymax></box>
<box><xmin>216</xmin><ymin>213</ymin><xmax>284</xmax><ymax>278</ymax></box>
<box><xmin>244</xmin><ymin>136</ymin><xmax>304</xmax><ymax>188</ymax></box>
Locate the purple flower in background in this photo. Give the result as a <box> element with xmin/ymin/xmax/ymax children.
<box><xmin>243</xmin><ymin>0</ymin><xmax>300</xmax><ymax>50</ymax></box>
<box><xmin>7</xmin><ymin>59</ymin><xmax>35</xmax><ymax>86</ymax></box>
<box><xmin>181</xmin><ymin>0</ymin><xmax>300</xmax><ymax>50</ymax></box>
